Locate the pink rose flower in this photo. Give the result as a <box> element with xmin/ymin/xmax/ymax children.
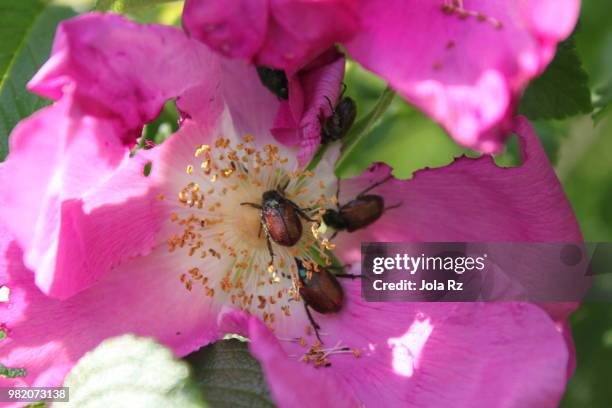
<box><xmin>183</xmin><ymin>0</ymin><xmax>580</xmax><ymax>154</ymax></box>
<box><xmin>0</xmin><ymin>13</ymin><xmax>581</xmax><ymax>408</ymax></box>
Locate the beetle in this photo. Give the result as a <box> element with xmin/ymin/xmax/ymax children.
<box><xmin>241</xmin><ymin>181</ymin><xmax>315</xmax><ymax>266</ymax></box>
<box><xmin>294</xmin><ymin>258</ymin><xmax>360</xmax><ymax>342</ymax></box>
<box><xmin>256</xmin><ymin>65</ymin><xmax>289</xmax><ymax>100</ymax></box>
<box><xmin>323</xmin><ymin>175</ymin><xmax>401</xmax><ymax>238</ymax></box>
<box><xmin>321</xmin><ymin>94</ymin><xmax>357</xmax><ymax>144</ymax></box>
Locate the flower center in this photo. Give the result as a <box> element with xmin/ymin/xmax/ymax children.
<box><xmin>166</xmin><ymin>135</ymin><xmax>338</xmax><ymax>330</ymax></box>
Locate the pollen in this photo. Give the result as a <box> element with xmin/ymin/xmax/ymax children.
<box><xmin>166</xmin><ymin>134</ymin><xmax>339</xmax><ymax>340</ymax></box>
<box><xmin>301</xmin><ymin>341</ymin><xmax>357</xmax><ymax>368</ymax></box>
<box><xmin>321</xmin><ymin>239</ymin><xmax>336</xmax><ymax>251</ymax></box>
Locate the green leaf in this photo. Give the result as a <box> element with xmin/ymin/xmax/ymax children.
<box><xmin>556</xmin><ymin>115</ymin><xmax>612</xmax><ymax>241</ymax></box>
<box><xmin>342</xmin><ymin>108</ymin><xmax>475</xmax><ymax>179</ymax></box>
<box><xmin>63</xmin><ymin>335</ymin><xmax>206</xmax><ymax>408</ymax></box>
<box><xmin>131</xmin><ymin>100</ymin><xmax>180</xmax><ymax>155</ymax></box>
<box><xmin>185</xmin><ymin>339</ymin><xmax>275</xmax><ymax>408</ymax></box>
<box><xmin>0</xmin><ymin>1</ymin><xmax>76</xmax><ymax>161</ymax></box>
<box><xmin>519</xmin><ymin>37</ymin><xmax>593</xmax><ymax>120</ymax></box>
<box><xmin>95</xmin><ymin>0</ymin><xmax>178</xmax><ymax>12</ymax></box>
<box><xmin>335</xmin><ymin>86</ymin><xmax>395</xmax><ymax>175</ymax></box>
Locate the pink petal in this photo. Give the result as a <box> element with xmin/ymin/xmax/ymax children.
<box><xmin>29</xmin><ymin>13</ymin><xmax>215</xmax><ymax>144</ymax></box>
<box><xmin>182</xmin><ymin>0</ymin><xmax>269</xmax><ymax>62</ymax></box>
<box><xmin>271</xmin><ymin>48</ymin><xmax>345</xmax><ymax>165</ymax></box>
<box><xmin>0</xmin><ymin>226</ymin><xmax>220</xmax><ymax>389</ymax></box>
<box><xmin>215</xmin><ymin>58</ymin><xmax>283</xmax><ymax>142</ymax></box>
<box><xmin>220</xmin><ymin>294</ymin><xmax>569</xmax><ymax>408</ymax></box>
<box><xmin>321</xmin><ymin>281</ymin><xmax>570</xmax><ymax>408</ymax></box>
<box><xmin>333</xmin><ymin>116</ymin><xmax>580</xmax><ymax>372</ymax></box>
<box><xmin>218</xmin><ymin>311</ymin><xmax>359</xmax><ymax>408</ymax></box>
<box><xmin>1</xmin><ymin>14</ymin><xmax>213</xmax><ymax>298</ymax></box>
<box><xmin>0</xmin><ymin>95</ymin><xmax>164</xmax><ymax>299</ymax></box>
<box><xmin>345</xmin><ymin>0</ymin><xmax>580</xmax><ymax>152</ymax></box>
<box><xmin>183</xmin><ymin>0</ymin><xmax>359</xmax><ymax>74</ymax></box>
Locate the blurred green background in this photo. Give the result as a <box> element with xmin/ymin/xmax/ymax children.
<box><xmin>3</xmin><ymin>0</ymin><xmax>612</xmax><ymax>406</ymax></box>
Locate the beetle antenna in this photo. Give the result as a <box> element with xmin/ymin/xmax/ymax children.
<box><xmin>335</xmin><ymin>273</ymin><xmax>363</xmax><ymax>279</ymax></box>
<box><xmin>357</xmin><ymin>174</ymin><xmax>394</xmax><ymax>197</ymax></box>
<box><xmin>334</xmin><ymin>178</ymin><xmax>341</xmax><ymax>210</ymax></box>
<box><xmin>324</xmin><ymin>96</ymin><xmax>335</xmax><ymax>115</ymax></box>
<box><xmin>340</xmin><ymin>83</ymin><xmax>347</xmax><ymax>97</ymax></box>
<box><xmin>278</xmin><ymin>177</ymin><xmax>290</xmax><ymax>193</ymax></box>
<box><xmin>234</xmin><ymin>161</ymin><xmax>248</xmax><ymax>174</ymax></box>
<box><xmin>240</xmin><ymin>202</ymin><xmax>262</xmax><ymax>209</ymax></box>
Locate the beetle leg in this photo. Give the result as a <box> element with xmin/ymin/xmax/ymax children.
<box><xmin>340</xmin><ymin>82</ymin><xmax>347</xmax><ymax>98</ymax></box>
<box><xmin>240</xmin><ymin>202</ymin><xmax>262</xmax><ymax>209</ymax></box>
<box><xmin>335</xmin><ymin>272</ymin><xmax>374</xmax><ymax>284</ymax></box>
<box><xmin>304</xmin><ymin>304</ymin><xmax>323</xmax><ymax>343</ymax></box>
<box><xmin>334</xmin><ymin>178</ymin><xmax>341</xmax><ymax>210</ymax></box>
<box><xmin>328</xmin><ymin>264</ymin><xmax>370</xmax><ymax>281</ymax></box>
<box><xmin>265</xmin><ymin>236</ymin><xmax>275</xmax><ymax>267</ymax></box>
<box><xmin>267</xmin><ymin>238</ymin><xmax>274</xmax><ymax>263</ymax></box>
<box><xmin>384</xmin><ymin>201</ymin><xmax>403</xmax><ymax>211</ymax></box>
<box><xmin>262</xmin><ymin>223</ymin><xmax>275</xmax><ymax>267</ymax></box>
<box><xmin>241</xmin><ymin>163</ymin><xmax>249</xmax><ymax>174</ymax></box>
<box><xmin>288</xmin><ymin>201</ymin><xmax>317</xmax><ymax>223</ymax></box>
<box><xmin>326</xmin><ymin>263</ymin><xmax>349</xmax><ymax>271</ymax></box>
<box><xmin>335</xmin><ymin>273</ymin><xmax>364</xmax><ymax>279</ymax></box>
<box><xmin>326</xmin><ymin>264</ymin><xmax>364</xmax><ymax>279</ymax></box>
<box><xmin>295</xmin><ymin>207</ymin><xmax>317</xmax><ymax>223</ymax></box>
<box><xmin>264</xmin><ymin>226</ymin><xmax>274</xmax><ymax>266</ymax></box>
<box><xmin>357</xmin><ymin>174</ymin><xmax>394</xmax><ymax>197</ymax></box>
<box><xmin>257</xmin><ymin>215</ymin><xmax>275</xmax><ymax>266</ymax></box>
<box><xmin>330</xmin><ymin>231</ymin><xmax>338</xmax><ymax>241</ymax></box>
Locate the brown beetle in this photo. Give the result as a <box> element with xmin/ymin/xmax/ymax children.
<box><xmin>323</xmin><ymin>175</ymin><xmax>401</xmax><ymax>237</ymax></box>
<box><xmin>297</xmin><ymin>258</ymin><xmax>344</xmax><ymax>314</ymax></box>
<box><xmin>242</xmin><ymin>183</ymin><xmax>314</xmax><ymax>265</ymax></box>
<box><xmin>320</xmin><ymin>95</ymin><xmax>357</xmax><ymax>144</ymax></box>
<box><xmin>295</xmin><ymin>258</ymin><xmax>360</xmax><ymax>342</ymax></box>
